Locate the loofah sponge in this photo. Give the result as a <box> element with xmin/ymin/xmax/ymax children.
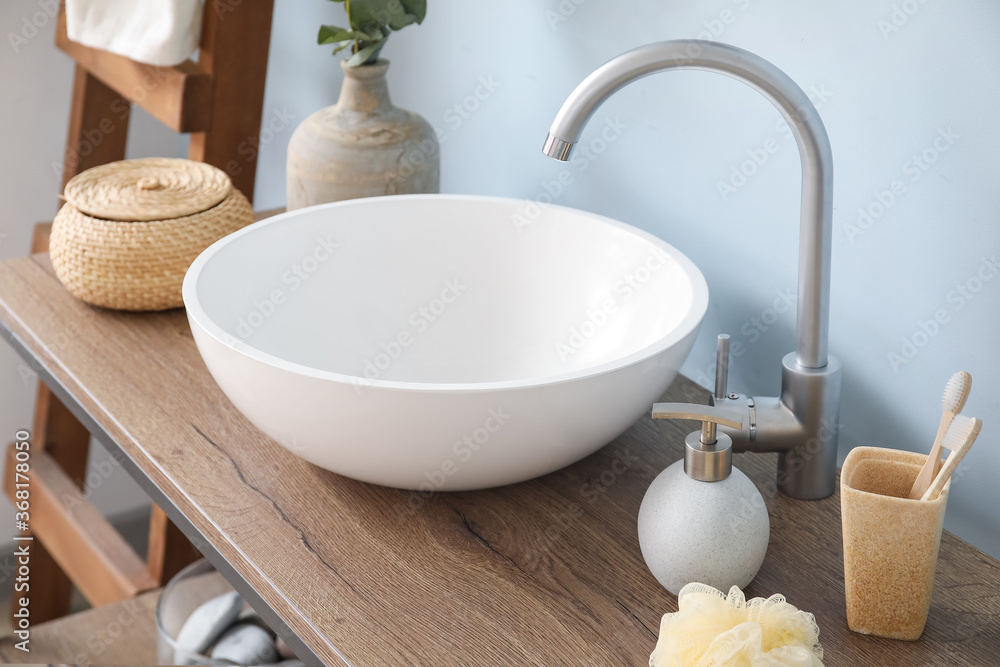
<box><xmin>649</xmin><ymin>583</ymin><xmax>824</xmax><ymax>667</ymax></box>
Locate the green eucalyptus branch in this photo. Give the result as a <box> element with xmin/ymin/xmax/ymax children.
<box><xmin>319</xmin><ymin>0</ymin><xmax>427</xmax><ymax>66</ymax></box>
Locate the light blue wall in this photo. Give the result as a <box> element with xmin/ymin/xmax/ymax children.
<box><xmin>255</xmin><ymin>0</ymin><xmax>1000</xmax><ymax>556</ymax></box>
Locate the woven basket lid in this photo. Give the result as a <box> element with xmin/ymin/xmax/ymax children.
<box><xmin>63</xmin><ymin>158</ymin><xmax>233</xmax><ymax>222</ymax></box>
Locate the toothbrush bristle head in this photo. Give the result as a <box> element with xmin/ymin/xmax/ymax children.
<box><xmin>941</xmin><ymin>414</ymin><xmax>981</xmax><ymax>452</ymax></box>
<box><xmin>942</xmin><ymin>371</ymin><xmax>972</xmax><ymax>413</ymax></box>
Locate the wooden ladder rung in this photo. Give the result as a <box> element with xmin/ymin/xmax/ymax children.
<box><xmin>3</xmin><ymin>444</ymin><xmax>158</xmax><ymax>607</ymax></box>
<box><xmin>55</xmin><ymin>7</ymin><xmax>213</xmax><ymax>133</ymax></box>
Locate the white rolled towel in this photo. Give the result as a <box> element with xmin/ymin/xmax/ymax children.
<box><xmin>66</xmin><ymin>0</ymin><xmax>203</xmax><ymax>67</ymax></box>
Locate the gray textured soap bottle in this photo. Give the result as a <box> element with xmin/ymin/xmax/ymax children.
<box><xmin>638</xmin><ymin>335</ymin><xmax>770</xmax><ymax>595</ymax></box>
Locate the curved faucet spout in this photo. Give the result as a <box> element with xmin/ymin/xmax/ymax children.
<box><xmin>543</xmin><ymin>40</ymin><xmax>832</xmax><ymax>369</ymax></box>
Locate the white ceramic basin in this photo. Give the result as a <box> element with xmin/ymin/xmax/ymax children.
<box><xmin>183</xmin><ymin>195</ymin><xmax>707</xmax><ymax>491</ymax></box>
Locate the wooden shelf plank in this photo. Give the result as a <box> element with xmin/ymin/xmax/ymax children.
<box><xmin>0</xmin><ymin>250</ymin><xmax>998</xmax><ymax>665</ymax></box>
<box><xmin>2</xmin><ymin>444</ymin><xmax>157</xmax><ymax>607</ymax></box>
<box><xmin>55</xmin><ymin>8</ymin><xmax>213</xmax><ymax>133</ymax></box>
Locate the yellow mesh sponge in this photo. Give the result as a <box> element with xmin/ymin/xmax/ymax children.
<box><xmin>650</xmin><ymin>583</ymin><xmax>824</xmax><ymax>667</ymax></box>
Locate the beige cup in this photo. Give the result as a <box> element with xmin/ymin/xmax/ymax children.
<box><xmin>840</xmin><ymin>446</ymin><xmax>950</xmax><ymax>640</ymax></box>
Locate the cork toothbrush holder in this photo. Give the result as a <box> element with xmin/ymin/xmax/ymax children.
<box><xmin>841</xmin><ymin>446</ymin><xmax>950</xmax><ymax>640</ymax></box>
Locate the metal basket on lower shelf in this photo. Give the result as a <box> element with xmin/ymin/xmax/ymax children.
<box><xmin>50</xmin><ymin>158</ymin><xmax>254</xmax><ymax>311</ymax></box>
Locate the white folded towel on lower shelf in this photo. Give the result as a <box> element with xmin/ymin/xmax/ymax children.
<box><xmin>66</xmin><ymin>0</ymin><xmax>203</xmax><ymax>67</ymax></box>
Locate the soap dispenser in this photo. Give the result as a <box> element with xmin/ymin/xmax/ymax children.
<box><xmin>638</xmin><ymin>335</ymin><xmax>770</xmax><ymax>596</ymax></box>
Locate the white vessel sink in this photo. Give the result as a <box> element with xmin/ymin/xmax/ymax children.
<box><xmin>183</xmin><ymin>195</ymin><xmax>707</xmax><ymax>490</ymax></box>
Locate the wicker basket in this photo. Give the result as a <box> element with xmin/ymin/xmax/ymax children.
<box><xmin>50</xmin><ymin>158</ymin><xmax>254</xmax><ymax>311</ymax></box>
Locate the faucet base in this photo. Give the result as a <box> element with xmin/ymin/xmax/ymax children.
<box><xmin>715</xmin><ymin>352</ymin><xmax>841</xmax><ymax>500</ymax></box>
<box><xmin>775</xmin><ymin>352</ymin><xmax>841</xmax><ymax>500</ymax></box>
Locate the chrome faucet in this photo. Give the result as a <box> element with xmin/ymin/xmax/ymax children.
<box><xmin>543</xmin><ymin>40</ymin><xmax>841</xmax><ymax>499</ymax></box>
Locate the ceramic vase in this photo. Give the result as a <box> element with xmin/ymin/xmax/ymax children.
<box><xmin>286</xmin><ymin>59</ymin><xmax>439</xmax><ymax>209</ymax></box>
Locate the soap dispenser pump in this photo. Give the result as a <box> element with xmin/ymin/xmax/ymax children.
<box><xmin>638</xmin><ymin>335</ymin><xmax>770</xmax><ymax>596</ymax></box>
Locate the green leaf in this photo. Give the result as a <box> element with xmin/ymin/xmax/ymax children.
<box><xmin>345</xmin><ymin>0</ymin><xmax>380</xmax><ymax>29</ymax></box>
<box><xmin>318</xmin><ymin>24</ymin><xmax>352</xmax><ymax>44</ymax></box>
<box><xmin>345</xmin><ymin>36</ymin><xmax>387</xmax><ymax>66</ymax></box>
<box><xmin>386</xmin><ymin>12</ymin><xmax>417</xmax><ymax>30</ymax></box>
<box><xmin>401</xmin><ymin>0</ymin><xmax>426</xmax><ymax>24</ymax></box>
<box><xmin>318</xmin><ymin>24</ymin><xmax>383</xmax><ymax>45</ymax></box>
<box><xmin>322</xmin><ymin>0</ymin><xmax>425</xmax><ymax>62</ymax></box>
<box><xmin>347</xmin><ymin>0</ymin><xmax>422</xmax><ymax>32</ymax></box>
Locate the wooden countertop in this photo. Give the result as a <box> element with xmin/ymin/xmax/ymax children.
<box><xmin>0</xmin><ymin>251</ymin><xmax>998</xmax><ymax>666</ymax></box>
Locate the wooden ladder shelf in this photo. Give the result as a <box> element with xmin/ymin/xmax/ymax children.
<box><xmin>5</xmin><ymin>0</ymin><xmax>275</xmax><ymax>624</ymax></box>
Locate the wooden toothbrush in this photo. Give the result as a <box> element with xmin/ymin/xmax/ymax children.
<box><xmin>921</xmin><ymin>415</ymin><xmax>982</xmax><ymax>501</ymax></box>
<box><xmin>909</xmin><ymin>371</ymin><xmax>972</xmax><ymax>499</ymax></box>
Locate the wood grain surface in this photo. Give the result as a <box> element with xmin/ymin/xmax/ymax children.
<box><xmin>0</xmin><ymin>253</ymin><xmax>997</xmax><ymax>666</ymax></box>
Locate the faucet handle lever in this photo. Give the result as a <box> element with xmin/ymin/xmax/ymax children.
<box><xmin>651</xmin><ymin>403</ymin><xmax>743</xmax><ymax>429</ymax></box>
<box><xmin>714</xmin><ymin>334</ymin><xmax>730</xmax><ymax>401</ymax></box>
